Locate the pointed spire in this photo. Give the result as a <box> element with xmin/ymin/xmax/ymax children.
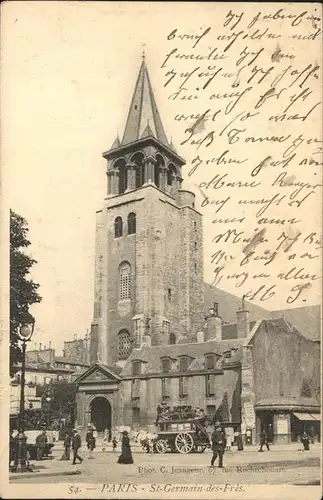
<box><xmin>110</xmin><ymin>134</ymin><xmax>121</xmax><ymax>149</ymax></box>
<box><xmin>121</xmin><ymin>58</ymin><xmax>169</xmax><ymax>148</ymax></box>
<box><xmin>169</xmin><ymin>136</ymin><xmax>177</xmax><ymax>153</ymax></box>
<box><xmin>140</xmin><ymin>119</ymin><xmax>155</xmax><ymax>140</ymax></box>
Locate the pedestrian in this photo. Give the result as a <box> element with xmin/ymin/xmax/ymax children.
<box><xmin>112</xmin><ymin>437</ymin><xmax>117</xmax><ymax>452</ymax></box>
<box><xmin>71</xmin><ymin>429</ymin><xmax>83</xmax><ymax>465</ymax></box>
<box><xmin>301</xmin><ymin>431</ymin><xmax>310</xmax><ymax>451</ymax></box>
<box><xmin>60</xmin><ymin>432</ymin><xmax>71</xmax><ymax>460</ymax></box>
<box><xmin>86</xmin><ymin>428</ymin><xmax>96</xmax><ymax>459</ymax></box>
<box><xmin>117</xmin><ymin>431</ymin><xmax>133</xmax><ymax>464</ymax></box>
<box><xmin>258</xmin><ymin>429</ymin><xmax>270</xmax><ymax>452</ymax></box>
<box><xmin>35</xmin><ymin>430</ymin><xmax>47</xmax><ymax>461</ymax></box>
<box><xmin>102</xmin><ymin>428</ymin><xmax>109</xmax><ymax>452</ymax></box>
<box><xmin>267</xmin><ymin>424</ymin><xmax>273</xmax><ymax>443</ymax></box>
<box><xmin>210</xmin><ymin>422</ymin><xmax>225</xmax><ymax>468</ymax></box>
<box><xmin>236</xmin><ymin>430</ymin><xmax>244</xmax><ymax>451</ymax></box>
<box><xmin>9</xmin><ymin>430</ymin><xmax>15</xmax><ymax>467</ymax></box>
<box><xmin>308</xmin><ymin>425</ymin><xmax>315</xmax><ymax>444</ymax></box>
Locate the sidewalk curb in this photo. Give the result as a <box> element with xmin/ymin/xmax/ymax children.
<box><xmin>10</xmin><ymin>470</ymin><xmax>82</xmax><ymax>480</ymax></box>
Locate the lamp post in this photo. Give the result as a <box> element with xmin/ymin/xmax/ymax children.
<box><xmin>12</xmin><ymin>317</ymin><xmax>35</xmax><ymax>473</ymax></box>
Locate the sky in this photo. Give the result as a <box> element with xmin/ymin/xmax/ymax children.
<box><xmin>2</xmin><ymin>2</ymin><xmax>321</xmax><ymax>354</ymax></box>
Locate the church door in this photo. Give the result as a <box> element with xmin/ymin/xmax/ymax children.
<box><xmin>90</xmin><ymin>397</ymin><xmax>112</xmax><ymax>432</ymax></box>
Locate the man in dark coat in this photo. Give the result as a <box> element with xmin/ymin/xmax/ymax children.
<box><xmin>301</xmin><ymin>431</ymin><xmax>310</xmax><ymax>451</ymax></box>
<box><xmin>71</xmin><ymin>429</ymin><xmax>83</xmax><ymax>464</ymax></box>
<box><xmin>86</xmin><ymin>428</ymin><xmax>96</xmax><ymax>458</ymax></box>
<box><xmin>210</xmin><ymin>422</ymin><xmax>225</xmax><ymax>467</ymax></box>
<box><xmin>258</xmin><ymin>429</ymin><xmax>270</xmax><ymax>452</ymax></box>
<box><xmin>36</xmin><ymin>430</ymin><xmax>47</xmax><ymax>460</ymax></box>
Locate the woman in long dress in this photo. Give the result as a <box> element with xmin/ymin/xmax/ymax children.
<box><xmin>117</xmin><ymin>431</ymin><xmax>133</xmax><ymax>464</ymax></box>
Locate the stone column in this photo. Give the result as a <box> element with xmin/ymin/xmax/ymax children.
<box><xmin>174</xmin><ymin>175</ymin><xmax>182</xmax><ymax>190</ymax></box>
<box><xmin>143</xmin><ymin>155</ymin><xmax>156</xmax><ymax>185</ymax></box>
<box><xmin>160</xmin><ymin>166</ymin><xmax>167</xmax><ymax>191</ymax></box>
<box><xmin>107</xmin><ymin>168</ymin><xmax>119</xmax><ymax>196</ymax></box>
<box><xmin>125</xmin><ymin>162</ymin><xmax>136</xmax><ymax>191</ymax></box>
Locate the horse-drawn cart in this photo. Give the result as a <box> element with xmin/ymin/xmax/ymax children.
<box><xmin>154</xmin><ymin>416</ymin><xmax>210</xmax><ymax>454</ymax></box>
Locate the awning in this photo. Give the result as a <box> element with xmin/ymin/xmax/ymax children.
<box><xmin>310</xmin><ymin>414</ymin><xmax>321</xmax><ymax>421</ymax></box>
<box><xmin>293</xmin><ymin>412</ymin><xmax>317</xmax><ymax>421</ymax></box>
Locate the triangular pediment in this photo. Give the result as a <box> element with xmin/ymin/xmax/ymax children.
<box><xmin>75</xmin><ymin>363</ymin><xmax>122</xmax><ymax>384</ymax></box>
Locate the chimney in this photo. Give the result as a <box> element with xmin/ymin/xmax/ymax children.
<box><xmin>206</xmin><ymin>302</ymin><xmax>222</xmax><ymax>341</ymax></box>
<box><xmin>237</xmin><ymin>295</ymin><xmax>250</xmax><ymax>338</ymax></box>
<box><xmin>49</xmin><ymin>341</ymin><xmax>52</xmax><ymax>349</ymax></box>
<box><xmin>39</xmin><ymin>343</ymin><xmax>42</xmax><ymax>351</ymax></box>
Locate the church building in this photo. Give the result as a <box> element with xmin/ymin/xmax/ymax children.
<box><xmin>75</xmin><ymin>57</ymin><xmax>321</xmax><ymax>445</ymax></box>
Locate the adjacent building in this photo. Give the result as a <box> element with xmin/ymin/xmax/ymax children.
<box><xmin>75</xmin><ymin>57</ymin><xmax>321</xmax><ymax>444</ymax></box>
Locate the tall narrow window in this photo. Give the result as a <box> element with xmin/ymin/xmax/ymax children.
<box><xmin>205</xmin><ymin>374</ymin><xmax>216</xmax><ymax>398</ymax></box>
<box><xmin>154</xmin><ymin>154</ymin><xmax>165</xmax><ymax>188</ymax></box>
<box><xmin>179</xmin><ymin>376</ymin><xmax>188</xmax><ymax>398</ymax></box>
<box><xmin>132</xmin><ymin>152</ymin><xmax>145</xmax><ymax>189</ymax></box>
<box><xmin>131</xmin><ymin>379</ymin><xmax>140</xmax><ymax>399</ymax></box>
<box><xmin>117</xmin><ymin>330</ymin><xmax>132</xmax><ymax>360</ymax></box>
<box><xmin>119</xmin><ymin>262</ymin><xmax>131</xmax><ymax>300</ymax></box>
<box><xmin>128</xmin><ymin>212</ymin><xmax>136</xmax><ymax>234</ymax></box>
<box><xmin>161</xmin><ymin>358</ymin><xmax>171</xmax><ymax>373</ymax></box>
<box><xmin>132</xmin><ymin>361</ymin><xmax>141</xmax><ymax>376</ymax></box>
<box><xmin>169</xmin><ymin>332</ymin><xmax>176</xmax><ymax>345</ymax></box>
<box><xmin>161</xmin><ymin>378</ymin><xmax>170</xmax><ymax>398</ymax></box>
<box><xmin>114</xmin><ymin>217</ymin><xmax>123</xmax><ymax>238</ymax></box>
<box><xmin>205</xmin><ymin>354</ymin><xmax>215</xmax><ymax>370</ymax></box>
<box><xmin>162</xmin><ymin>320</ymin><xmax>170</xmax><ymax>338</ymax></box>
<box><xmin>179</xmin><ymin>356</ymin><xmax>189</xmax><ymax>372</ymax></box>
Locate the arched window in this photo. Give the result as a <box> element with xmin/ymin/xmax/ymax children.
<box><xmin>169</xmin><ymin>332</ymin><xmax>176</xmax><ymax>345</ymax></box>
<box><xmin>114</xmin><ymin>158</ymin><xmax>127</xmax><ymax>194</ymax></box>
<box><xmin>114</xmin><ymin>216</ymin><xmax>123</xmax><ymax>238</ymax></box>
<box><xmin>118</xmin><ymin>330</ymin><xmax>132</xmax><ymax>360</ymax></box>
<box><xmin>128</xmin><ymin>212</ymin><xmax>136</xmax><ymax>234</ymax></box>
<box><xmin>154</xmin><ymin>154</ymin><xmax>165</xmax><ymax>188</ymax></box>
<box><xmin>167</xmin><ymin>163</ymin><xmax>176</xmax><ymax>186</ymax></box>
<box><xmin>119</xmin><ymin>261</ymin><xmax>131</xmax><ymax>300</ymax></box>
<box><xmin>132</xmin><ymin>152</ymin><xmax>145</xmax><ymax>189</ymax></box>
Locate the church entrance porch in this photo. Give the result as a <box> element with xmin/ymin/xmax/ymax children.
<box><xmin>90</xmin><ymin>397</ymin><xmax>112</xmax><ymax>433</ymax></box>
<box><xmin>74</xmin><ymin>363</ymin><xmax>122</xmax><ymax>438</ymax></box>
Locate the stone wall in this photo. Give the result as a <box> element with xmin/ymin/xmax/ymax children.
<box><xmin>93</xmin><ymin>184</ymin><xmax>205</xmax><ymax>365</ymax></box>
<box><xmin>252</xmin><ymin>324</ymin><xmax>320</xmax><ymax>403</ymax></box>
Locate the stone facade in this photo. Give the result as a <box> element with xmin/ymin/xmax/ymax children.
<box><xmin>90</xmin><ymin>58</ymin><xmax>204</xmax><ymax>366</ymax></box>
<box><xmin>77</xmin><ymin>57</ymin><xmax>321</xmax><ymax>445</ymax></box>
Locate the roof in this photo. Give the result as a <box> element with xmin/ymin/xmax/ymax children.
<box><xmin>204</xmin><ymin>284</ymin><xmax>271</xmax><ymax>324</ymax></box>
<box><xmin>255</xmin><ymin>397</ymin><xmax>320</xmax><ymax>410</ymax></box>
<box><xmin>55</xmin><ymin>356</ymin><xmax>89</xmax><ymax>367</ymax></box>
<box><xmin>271</xmin><ymin>304</ymin><xmax>321</xmax><ymax>342</ymax></box>
<box><xmin>121</xmin><ymin>338</ymin><xmax>244</xmax><ymax>376</ymax></box>
<box><xmin>74</xmin><ymin>363</ymin><xmax>122</xmax><ymax>383</ymax></box>
<box><xmin>121</xmin><ymin>58</ymin><xmax>170</xmax><ymax>148</ymax></box>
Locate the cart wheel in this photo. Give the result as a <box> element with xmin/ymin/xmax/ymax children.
<box><xmin>155</xmin><ymin>439</ymin><xmax>168</xmax><ymax>453</ymax></box>
<box><xmin>175</xmin><ymin>433</ymin><xmax>194</xmax><ymax>454</ymax></box>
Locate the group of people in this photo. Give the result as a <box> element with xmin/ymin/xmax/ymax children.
<box><xmin>58</xmin><ymin>426</ymin><xmax>132</xmax><ymax>465</ymax></box>
<box><xmin>156</xmin><ymin>405</ymin><xmax>206</xmax><ymax>423</ymax></box>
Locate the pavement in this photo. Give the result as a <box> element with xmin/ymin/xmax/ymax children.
<box><xmin>9</xmin><ymin>441</ymin><xmax>321</xmax><ymax>485</ymax></box>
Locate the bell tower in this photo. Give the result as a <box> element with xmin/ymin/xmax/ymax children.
<box><xmin>90</xmin><ymin>56</ymin><xmax>204</xmax><ymax>367</ymax></box>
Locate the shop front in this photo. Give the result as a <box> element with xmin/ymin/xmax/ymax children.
<box><xmin>255</xmin><ymin>397</ymin><xmax>320</xmax><ymax>444</ymax></box>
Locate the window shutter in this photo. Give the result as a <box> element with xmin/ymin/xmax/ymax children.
<box><xmin>183</xmin><ymin>377</ymin><xmax>188</xmax><ymax>396</ymax></box>
<box><xmin>132</xmin><ymin>379</ymin><xmax>140</xmax><ymax>399</ymax></box>
<box><xmin>210</xmin><ymin>374</ymin><xmax>216</xmax><ymax>396</ymax></box>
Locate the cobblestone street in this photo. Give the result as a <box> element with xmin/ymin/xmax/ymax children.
<box><xmin>10</xmin><ymin>443</ymin><xmax>321</xmax><ymax>485</ymax></box>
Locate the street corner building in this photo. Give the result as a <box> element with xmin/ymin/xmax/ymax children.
<box><xmin>74</xmin><ymin>57</ymin><xmax>321</xmax><ymax>445</ymax></box>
